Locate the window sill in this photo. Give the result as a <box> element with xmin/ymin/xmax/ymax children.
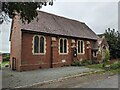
<box><xmin>77</xmin><ymin>53</ymin><xmax>85</xmax><ymax>55</ymax></box>
<box><xmin>59</xmin><ymin>53</ymin><xmax>68</xmax><ymax>55</ymax></box>
<box><xmin>33</xmin><ymin>53</ymin><xmax>46</xmax><ymax>55</ymax></box>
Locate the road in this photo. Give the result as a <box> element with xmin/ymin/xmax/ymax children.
<box><xmin>2</xmin><ymin>66</ymin><xmax>100</xmax><ymax>88</ymax></box>
<box><xmin>30</xmin><ymin>72</ymin><xmax>119</xmax><ymax>88</ymax></box>
<box><xmin>75</xmin><ymin>74</ymin><xmax>118</xmax><ymax>88</ymax></box>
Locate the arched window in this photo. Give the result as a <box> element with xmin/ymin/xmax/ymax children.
<box><xmin>64</xmin><ymin>39</ymin><xmax>67</xmax><ymax>53</ymax></box>
<box><xmin>60</xmin><ymin>39</ymin><xmax>63</xmax><ymax>53</ymax></box>
<box><xmin>77</xmin><ymin>40</ymin><xmax>84</xmax><ymax>54</ymax></box>
<box><xmin>40</xmin><ymin>36</ymin><xmax>44</xmax><ymax>53</ymax></box>
<box><xmin>81</xmin><ymin>41</ymin><xmax>83</xmax><ymax>53</ymax></box>
<box><xmin>78</xmin><ymin>41</ymin><xmax>80</xmax><ymax>53</ymax></box>
<box><xmin>59</xmin><ymin>38</ymin><xmax>68</xmax><ymax>54</ymax></box>
<box><xmin>33</xmin><ymin>35</ymin><xmax>46</xmax><ymax>54</ymax></box>
<box><xmin>34</xmin><ymin>36</ymin><xmax>39</xmax><ymax>53</ymax></box>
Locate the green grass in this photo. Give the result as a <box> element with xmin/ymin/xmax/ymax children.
<box><xmin>86</xmin><ymin>62</ymin><xmax>120</xmax><ymax>75</ymax></box>
<box><xmin>1</xmin><ymin>61</ymin><xmax>10</xmax><ymax>67</ymax></box>
<box><xmin>109</xmin><ymin>69</ymin><xmax>120</xmax><ymax>73</ymax></box>
<box><xmin>86</xmin><ymin>64</ymin><xmax>103</xmax><ymax>69</ymax></box>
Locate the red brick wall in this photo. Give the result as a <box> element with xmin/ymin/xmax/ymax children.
<box><xmin>20</xmin><ymin>32</ymin><xmax>52</xmax><ymax>71</ymax></box>
<box><xmin>52</xmin><ymin>37</ymin><xmax>72</xmax><ymax>67</ymax></box>
<box><xmin>11</xmin><ymin>23</ymin><xmax>93</xmax><ymax>71</ymax></box>
<box><xmin>20</xmin><ymin>33</ymin><xmax>93</xmax><ymax>71</ymax></box>
<box><xmin>51</xmin><ymin>37</ymin><xmax>92</xmax><ymax>67</ymax></box>
<box><xmin>10</xmin><ymin>15</ymin><xmax>22</xmax><ymax>71</ymax></box>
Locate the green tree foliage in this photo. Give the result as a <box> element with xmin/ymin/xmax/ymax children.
<box><xmin>104</xmin><ymin>28</ymin><xmax>120</xmax><ymax>59</ymax></box>
<box><xmin>2</xmin><ymin>53</ymin><xmax>10</xmax><ymax>62</ymax></box>
<box><xmin>1</xmin><ymin>1</ymin><xmax>53</xmax><ymax>24</ymax></box>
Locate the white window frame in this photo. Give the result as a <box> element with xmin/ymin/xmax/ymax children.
<box><xmin>32</xmin><ymin>35</ymin><xmax>46</xmax><ymax>55</ymax></box>
<box><xmin>59</xmin><ymin>38</ymin><xmax>68</xmax><ymax>55</ymax></box>
<box><xmin>77</xmin><ymin>40</ymin><xmax>85</xmax><ymax>54</ymax></box>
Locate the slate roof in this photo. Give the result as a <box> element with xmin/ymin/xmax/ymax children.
<box><xmin>21</xmin><ymin>11</ymin><xmax>98</xmax><ymax>40</ymax></box>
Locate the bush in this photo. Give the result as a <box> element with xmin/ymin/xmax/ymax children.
<box><xmin>2</xmin><ymin>53</ymin><xmax>10</xmax><ymax>62</ymax></box>
<box><xmin>71</xmin><ymin>60</ymin><xmax>81</xmax><ymax>66</ymax></box>
<box><xmin>81</xmin><ymin>60</ymin><xmax>92</xmax><ymax>66</ymax></box>
<box><xmin>110</xmin><ymin>61</ymin><xmax>120</xmax><ymax>70</ymax></box>
<box><xmin>92</xmin><ymin>59</ymin><xmax>99</xmax><ymax>64</ymax></box>
<box><xmin>3</xmin><ymin>55</ymin><xmax>10</xmax><ymax>62</ymax></box>
<box><xmin>71</xmin><ymin>60</ymin><xmax>92</xmax><ymax>66</ymax></box>
<box><xmin>103</xmin><ymin>50</ymin><xmax>110</xmax><ymax>67</ymax></box>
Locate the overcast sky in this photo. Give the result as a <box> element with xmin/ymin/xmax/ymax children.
<box><xmin>0</xmin><ymin>0</ymin><xmax>119</xmax><ymax>53</ymax></box>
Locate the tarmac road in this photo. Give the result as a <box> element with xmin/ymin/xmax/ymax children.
<box><xmin>75</xmin><ymin>74</ymin><xmax>119</xmax><ymax>88</ymax></box>
<box><xmin>31</xmin><ymin>72</ymin><xmax>119</xmax><ymax>88</ymax></box>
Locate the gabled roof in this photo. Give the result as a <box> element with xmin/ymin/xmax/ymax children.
<box><xmin>98</xmin><ymin>36</ymin><xmax>109</xmax><ymax>48</ymax></box>
<box><xmin>21</xmin><ymin>11</ymin><xmax>98</xmax><ymax>40</ymax></box>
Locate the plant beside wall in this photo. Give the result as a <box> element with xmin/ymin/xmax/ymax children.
<box><xmin>91</xmin><ymin>59</ymin><xmax>99</xmax><ymax>64</ymax></box>
<box><xmin>109</xmin><ymin>61</ymin><xmax>120</xmax><ymax>70</ymax></box>
<box><xmin>102</xmin><ymin>50</ymin><xmax>110</xmax><ymax>68</ymax></box>
<box><xmin>71</xmin><ymin>60</ymin><xmax>92</xmax><ymax>66</ymax></box>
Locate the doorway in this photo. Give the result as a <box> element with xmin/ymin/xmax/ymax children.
<box><xmin>12</xmin><ymin>57</ymin><xmax>16</xmax><ymax>70</ymax></box>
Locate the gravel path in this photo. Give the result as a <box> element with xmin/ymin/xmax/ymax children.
<box><xmin>2</xmin><ymin>66</ymin><xmax>102</xmax><ymax>88</ymax></box>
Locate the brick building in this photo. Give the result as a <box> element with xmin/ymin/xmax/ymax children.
<box><xmin>97</xmin><ymin>36</ymin><xmax>109</xmax><ymax>63</ymax></box>
<box><xmin>10</xmin><ymin>11</ymin><xmax>99</xmax><ymax>71</ymax></box>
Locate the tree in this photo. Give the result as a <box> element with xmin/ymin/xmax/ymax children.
<box><xmin>0</xmin><ymin>1</ymin><xmax>53</xmax><ymax>24</ymax></box>
<box><xmin>104</xmin><ymin>28</ymin><xmax>120</xmax><ymax>59</ymax></box>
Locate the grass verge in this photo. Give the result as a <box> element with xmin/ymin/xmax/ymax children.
<box><xmin>85</xmin><ymin>61</ymin><xmax>120</xmax><ymax>75</ymax></box>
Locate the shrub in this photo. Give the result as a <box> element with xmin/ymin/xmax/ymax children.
<box><xmin>92</xmin><ymin>59</ymin><xmax>99</xmax><ymax>64</ymax></box>
<box><xmin>110</xmin><ymin>61</ymin><xmax>120</xmax><ymax>70</ymax></box>
<box><xmin>81</xmin><ymin>60</ymin><xmax>92</xmax><ymax>66</ymax></box>
<box><xmin>103</xmin><ymin>50</ymin><xmax>110</xmax><ymax>67</ymax></box>
<box><xmin>71</xmin><ymin>60</ymin><xmax>92</xmax><ymax>66</ymax></box>
<box><xmin>3</xmin><ymin>53</ymin><xmax>10</xmax><ymax>62</ymax></box>
<box><xmin>71</xmin><ymin>60</ymin><xmax>81</xmax><ymax>66</ymax></box>
<box><xmin>3</xmin><ymin>55</ymin><xmax>10</xmax><ymax>62</ymax></box>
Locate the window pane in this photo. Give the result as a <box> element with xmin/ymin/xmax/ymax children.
<box><xmin>64</xmin><ymin>39</ymin><xmax>67</xmax><ymax>53</ymax></box>
<box><xmin>81</xmin><ymin>41</ymin><xmax>83</xmax><ymax>53</ymax></box>
<box><xmin>34</xmin><ymin>36</ymin><xmax>39</xmax><ymax>53</ymax></box>
<box><xmin>40</xmin><ymin>37</ymin><xmax>44</xmax><ymax>53</ymax></box>
<box><xmin>60</xmin><ymin>39</ymin><xmax>63</xmax><ymax>53</ymax></box>
<box><xmin>78</xmin><ymin>41</ymin><xmax>80</xmax><ymax>53</ymax></box>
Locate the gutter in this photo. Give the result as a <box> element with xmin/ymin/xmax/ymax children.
<box><xmin>21</xmin><ymin>29</ymin><xmax>98</xmax><ymax>41</ymax></box>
